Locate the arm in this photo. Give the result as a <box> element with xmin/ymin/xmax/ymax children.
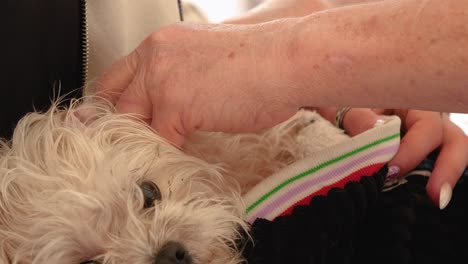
<box><xmin>282</xmin><ymin>0</ymin><xmax>468</xmax><ymax>112</ymax></box>
<box><xmin>96</xmin><ymin>0</ymin><xmax>468</xmax><ymax>144</ymax></box>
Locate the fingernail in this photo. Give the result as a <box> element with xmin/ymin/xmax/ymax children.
<box><xmin>439</xmin><ymin>183</ymin><xmax>452</xmax><ymax>210</ymax></box>
<box><xmin>386</xmin><ymin>165</ymin><xmax>400</xmax><ymax>180</ymax></box>
<box><xmin>374</xmin><ymin>116</ymin><xmax>392</xmax><ymax>127</ymax></box>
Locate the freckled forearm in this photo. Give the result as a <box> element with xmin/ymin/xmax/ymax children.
<box><xmin>284</xmin><ymin>0</ymin><xmax>468</xmax><ymax>112</ymax></box>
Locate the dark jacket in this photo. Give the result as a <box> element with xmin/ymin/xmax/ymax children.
<box><xmin>3</xmin><ymin>0</ymin><xmax>85</xmax><ymax>138</ymax></box>
<box><xmin>2</xmin><ymin>0</ymin><xmax>184</xmax><ymax>139</ymax></box>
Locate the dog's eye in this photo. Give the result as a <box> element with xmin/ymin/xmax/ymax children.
<box><xmin>140</xmin><ymin>181</ymin><xmax>162</xmax><ymax>208</ymax></box>
<box><xmin>80</xmin><ymin>261</ymin><xmax>99</xmax><ymax>264</ymax></box>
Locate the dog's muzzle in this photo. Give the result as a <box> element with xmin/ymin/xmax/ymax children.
<box><xmin>154</xmin><ymin>241</ymin><xmax>192</xmax><ymax>264</ymax></box>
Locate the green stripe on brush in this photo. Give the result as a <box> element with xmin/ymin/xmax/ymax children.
<box><xmin>245</xmin><ymin>133</ymin><xmax>400</xmax><ymax>214</ymax></box>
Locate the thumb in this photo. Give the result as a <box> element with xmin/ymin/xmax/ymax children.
<box><xmin>388</xmin><ymin>112</ymin><xmax>442</xmax><ymax>177</ymax></box>
<box><xmin>115</xmin><ymin>80</ymin><xmax>153</xmax><ymax>124</ymax></box>
<box><xmin>116</xmin><ymin>83</ymin><xmax>186</xmax><ymax>147</ymax></box>
<box><xmin>150</xmin><ymin>110</ymin><xmax>187</xmax><ymax>147</ymax></box>
<box><xmin>96</xmin><ymin>49</ymin><xmax>140</xmax><ymax>103</ymax></box>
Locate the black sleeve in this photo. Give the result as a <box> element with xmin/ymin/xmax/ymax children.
<box><xmin>2</xmin><ymin>0</ymin><xmax>84</xmax><ymax>139</ymax></box>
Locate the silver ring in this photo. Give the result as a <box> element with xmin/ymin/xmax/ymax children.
<box><xmin>335</xmin><ymin>107</ymin><xmax>352</xmax><ymax>130</ymax></box>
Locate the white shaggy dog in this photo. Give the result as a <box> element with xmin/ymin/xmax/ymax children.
<box><xmin>0</xmin><ymin>99</ymin><xmax>348</xmax><ymax>264</ymax></box>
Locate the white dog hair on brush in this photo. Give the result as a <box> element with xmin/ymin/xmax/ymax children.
<box><xmin>0</xmin><ymin>98</ymin><xmax>348</xmax><ymax>264</ymax></box>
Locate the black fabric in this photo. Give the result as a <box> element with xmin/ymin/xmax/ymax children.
<box><xmin>242</xmin><ymin>167</ymin><xmax>388</xmax><ymax>264</ymax></box>
<box><xmin>242</xmin><ymin>153</ymin><xmax>468</xmax><ymax>264</ymax></box>
<box><xmin>2</xmin><ymin>0</ymin><xmax>83</xmax><ymax>139</ymax></box>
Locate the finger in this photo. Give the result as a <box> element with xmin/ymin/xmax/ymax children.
<box><xmin>389</xmin><ymin>111</ymin><xmax>443</xmax><ymax>176</ymax></box>
<box><xmin>426</xmin><ymin>119</ymin><xmax>468</xmax><ymax>209</ymax></box>
<box><xmin>316</xmin><ymin>107</ymin><xmax>383</xmax><ymax>136</ymax></box>
<box><xmin>95</xmin><ymin>49</ymin><xmax>140</xmax><ymax>104</ymax></box>
<box><xmin>342</xmin><ymin>108</ymin><xmax>383</xmax><ymax>136</ymax></box>
<box><xmin>371</xmin><ymin>108</ymin><xmax>393</xmax><ymax>116</ymax></box>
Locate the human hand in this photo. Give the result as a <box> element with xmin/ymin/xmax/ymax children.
<box><xmin>336</xmin><ymin>108</ymin><xmax>468</xmax><ymax>209</ymax></box>
<box><xmin>96</xmin><ymin>22</ymin><xmax>298</xmax><ymax>146</ymax></box>
<box><xmin>425</xmin><ymin>115</ymin><xmax>468</xmax><ymax>209</ymax></box>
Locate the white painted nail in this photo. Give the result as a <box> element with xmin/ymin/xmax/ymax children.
<box><xmin>439</xmin><ymin>183</ymin><xmax>452</xmax><ymax>210</ymax></box>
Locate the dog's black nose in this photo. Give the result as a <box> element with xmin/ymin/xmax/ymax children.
<box><xmin>154</xmin><ymin>241</ymin><xmax>192</xmax><ymax>264</ymax></box>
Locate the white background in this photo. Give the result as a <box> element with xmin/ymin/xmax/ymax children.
<box><xmin>186</xmin><ymin>0</ymin><xmax>255</xmax><ymax>22</ymax></box>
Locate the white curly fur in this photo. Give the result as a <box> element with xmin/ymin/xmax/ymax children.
<box><xmin>0</xmin><ymin>98</ymin><xmax>348</xmax><ymax>264</ymax></box>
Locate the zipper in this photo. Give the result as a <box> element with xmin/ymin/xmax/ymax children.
<box><xmin>80</xmin><ymin>0</ymin><xmax>90</xmax><ymax>88</ymax></box>
<box><xmin>79</xmin><ymin>0</ymin><xmax>182</xmax><ymax>87</ymax></box>
<box><xmin>177</xmin><ymin>0</ymin><xmax>184</xmax><ymax>21</ymax></box>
